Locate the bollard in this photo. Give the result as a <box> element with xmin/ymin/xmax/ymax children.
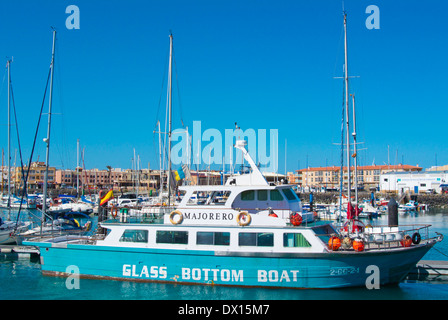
<box><xmin>388</xmin><ymin>198</ymin><xmax>398</xmax><ymax>226</ymax></box>
<box><xmin>310</xmin><ymin>192</ymin><xmax>314</xmax><ymax>212</ymax></box>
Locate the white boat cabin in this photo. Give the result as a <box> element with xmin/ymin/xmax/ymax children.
<box><xmin>165</xmin><ymin>140</ymin><xmax>306</xmax><ymax>227</ymax></box>
<box><xmin>171</xmin><ymin>184</ymin><xmax>303</xmax><ymax>227</ymax></box>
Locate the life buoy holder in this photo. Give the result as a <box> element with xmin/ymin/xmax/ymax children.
<box><xmin>237</xmin><ymin>211</ymin><xmax>251</xmax><ymax>226</ymax></box>
<box><xmin>169</xmin><ymin>210</ymin><xmax>183</xmax><ymax>225</ymax></box>
<box><xmin>111</xmin><ymin>206</ymin><xmax>118</xmax><ymax>218</ymax></box>
<box><xmin>412</xmin><ymin>232</ymin><xmax>421</xmax><ymax>245</ymax></box>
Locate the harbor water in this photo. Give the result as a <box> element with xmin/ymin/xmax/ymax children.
<box><xmin>1</xmin><ymin>207</ymin><xmax>448</xmax><ymax>300</ymax></box>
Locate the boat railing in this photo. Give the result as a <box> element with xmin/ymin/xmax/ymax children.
<box><xmin>25</xmin><ymin>234</ymin><xmax>100</xmax><ymax>245</ymax></box>
<box><xmin>102</xmin><ymin>205</ymin><xmax>312</xmax><ymax>226</ymax></box>
<box><xmin>103</xmin><ymin>205</ymin><xmax>175</xmax><ymax>224</ymax></box>
<box><xmin>316</xmin><ymin>223</ymin><xmax>441</xmax><ymax>251</ymax></box>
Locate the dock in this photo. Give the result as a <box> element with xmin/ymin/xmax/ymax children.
<box><xmin>0</xmin><ymin>245</ymin><xmax>40</xmax><ymax>259</ymax></box>
<box><xmin>408</xmin><ymin>260</ymin><xmax>448</xmax><ymax>280</ymax></box>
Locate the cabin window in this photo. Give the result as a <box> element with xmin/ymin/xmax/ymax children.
<box><xmin>281</xmin><ymin>188</ymin><xmax>297</xmax><ymax>201</ymax></box>
<box><xmin>257</xmin><ymin>190</ymin><xmax>268</xmax><ymax>201</ymax></box>
<box><xmin>187</xmin><ymin>191</ymin><xmax>230</xmax><ymax>205</ymax></box>
<box><xmin>119</xmin><ymin>229</ymin><xmax>148</xmax><ymax>243</ymax></box>
<box><xmin>283</xmin><ymin>233</ymin><xmax>311</xmax><ymax>247</ymax></box>
<box><xmin>238</xmin><ymin>232</ymin><xmax>274</xmax><ymax>247</ymax></box>
<box><xmin>241</xmin><ymin>190</ymin><xmax>255</xmax><ymax>201</ymax></box>
<box><xmin>156</xmin><ymin>231</ymin><xmax>188</xmax><ymax>244</ymax></box>
<box><xmin>270</xmin><ymin>190</ymin><xmax>284</xmax><ymax>201</ymax></box>
<box><xmin>196</xmin><ymin>232</ymin><xmax>230</xmax><ymax>246</ymax></box>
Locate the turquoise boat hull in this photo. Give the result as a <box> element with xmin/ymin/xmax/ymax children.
<box><xmin>27</xmin><ymin>240</ymin><xmax>436</xmax><ymax>289</ymax></box>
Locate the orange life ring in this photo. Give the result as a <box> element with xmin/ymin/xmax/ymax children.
<box><xmin>111</xmin><ymin>206</ymin><xmax>118</xmax><ymax>218</ymax></box>
<box><xmin>236</xmin><ymin>211</ymin><xmax>251</xmax><ymax>226</ymax></box>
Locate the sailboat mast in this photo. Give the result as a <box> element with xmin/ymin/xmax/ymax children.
<box><xmin>157</xmin><ymin>121</ymin><xmax>163</xmax><ymax>196</ymax></box>
<box><xmin>351</xmin><ymin>93</ymin><xmax>358</xmax><ymax>205</ymax></box>
<box><xmin>167</xmin><ymin>33</ymin><xmax>173</xmax><ymax>206</ymax></box>
<box><xmin>7</xmin><ymin>59</ymin><xmax>11</xmax><ymax>211</ymax></box>
<box><xmin>42</xmin><ymin>29</ymin><xmax>56</xmax><ymax>214</ymax></box>
<box><xmin>343</xmin><ymin>13</ymin><xmax>351</xmax><ymax>204</ymax></box>
<box><xmin>76</xmin><ymin>139</ymin><xmax>80</xmax><ymax>197</ymax></box>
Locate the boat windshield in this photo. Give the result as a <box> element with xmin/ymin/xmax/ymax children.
<box><xmin>187</xmin><ymin>191</ymin><xmax>231</xmax><ymax>206</ymax></box>
<box><xmin>311</xmin><ymin>224</ymin><xmax>337</xmax><ymax>243</ymax></box>
<box><xmin>281</xmin><ymin>188</ymin><xmax>299</xmax><ymax>202</ymax></box>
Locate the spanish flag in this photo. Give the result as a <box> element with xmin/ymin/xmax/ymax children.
<box><xmin>100</xmin><ymin>189</ymin><xmax>114</xmax><ymax>206</ymax></box>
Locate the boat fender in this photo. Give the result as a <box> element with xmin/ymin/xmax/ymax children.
<box><xmin>401</xmin><ymin>234</ymin><xmax>412</xmax><ymax>247</ymax></box>
<box><xmin>289</xmin><ymin>213</ymin><xmax>302</xmax><ymax>226</ymax></box>
<box><xmin>353</xmin><ymin>238</ymin><xmax>365</xmax><ymax>252</ymax></box>
<box><xmin>328</xmin><ymin>235</ymin><xmax>341</xmax><ymax>251</ymax></box>
<box><xmin>412</xmin><ymin>232</ymin><xmax>421</xmax><ymax>245</ymax></box>
<box><xmin>342</xmin><ymin>236</ymin><xmax>353</xmax><ymax>249</ymax></box>
<box><xmin>236</xmin><ymin>211</ymin><xmax>251</xmax><ymax>226</ymax></box>
<box><xmin>169</xmin><ymin>210</ymin><xmax>183</xmax><ymax>225</ymax></box>
<box><xmin>111</xmin><ymin>206</ymin><xmax>118</xmax><ymax>218</ymax></box>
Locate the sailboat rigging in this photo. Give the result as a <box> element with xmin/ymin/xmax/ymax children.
<box><xmin>41</xmin><ymin>29</ymin><xmax>57</xmax><ymax>217</ymax></box>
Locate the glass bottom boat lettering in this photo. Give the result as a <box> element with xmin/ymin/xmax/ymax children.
<box><xmin>121</xmin><ymin>265</ymin><xmax>302</xmax><ymax>283</ymax></box>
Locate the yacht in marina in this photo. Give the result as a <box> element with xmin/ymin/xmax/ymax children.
<box><xmin>23</xmin><ymin>139</ymin><xmax>442</xmax><ymax>289</ymax></box>
<box><xmin>23</xmin><ymin>24</ymin><xmax>443</xmax><ymax>289</ymax></box>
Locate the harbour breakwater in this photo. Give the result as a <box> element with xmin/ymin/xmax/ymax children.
<box><xmin>298</xmin><ymin>192</ymin><xmax>448</xmax><ymax>209</ymax></box>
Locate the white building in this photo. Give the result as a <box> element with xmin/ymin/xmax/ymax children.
<box><xmin>380</xmin><ymin>171</ymin><xmax>448</xmax><ymax>194</ymax></box>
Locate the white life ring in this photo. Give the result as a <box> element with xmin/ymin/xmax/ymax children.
<box><xmin>169</xmin><ymin>210</ymin><xmax>183</xmax><ymax>225</ymax></box>
<box><xmin>236</xmin><ymin>211</ymin><xmax>251</xmax><ymax>226</ymax></box>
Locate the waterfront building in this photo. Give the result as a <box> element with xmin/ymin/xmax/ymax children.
<box><xmin>55</xmin><ymin>168</ymin><xmax>162</xmax><ymax>193</ymax></box>
<box><xmin>296</xmin><ymin>164</ymin><xmax>422</xmax><ymax>191</ymax></box>
<box><xmin>380</xmin><ymin>170</ymin><xmax>448</xmax><ymax>194</ymax></box>
<box><xmin>14</xmin><ymin>162</ymin><xmax>56</xmax><ymax>191</ymax></box>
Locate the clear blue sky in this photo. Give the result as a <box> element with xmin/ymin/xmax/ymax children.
<box><xmin>0</xmin><ymin>0</ymin><xmax>447</xmax><ymax>173</ymax></box>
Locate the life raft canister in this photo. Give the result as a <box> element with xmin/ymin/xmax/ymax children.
<box><xmin>236</xmin><ymin>211</ymin><xmax>251</xmax><ymax>226</ymax></box>
<box><xmin>169</xmin><ymin>210</ymin><xmax>183</xmax><ymax>225</ymax></box>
